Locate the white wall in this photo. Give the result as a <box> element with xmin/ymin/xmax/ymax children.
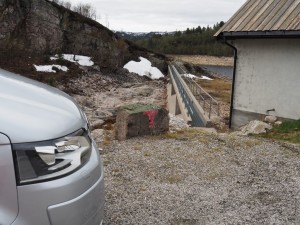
<box><xmin>233</xmin><ymin>38</ymin><xmax>300</xmax><ymax>120</ymax></box>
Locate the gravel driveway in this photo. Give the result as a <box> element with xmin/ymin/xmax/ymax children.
<box><xmin>102</xmin><ymin>129</ymin><xmax>300</xmax><ymax>225</ymax></box>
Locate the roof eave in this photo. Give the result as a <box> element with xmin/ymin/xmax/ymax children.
<box><xmin>216</xmin><ymin>30</ymin><xmax>300</xmax><ymax>40</ymax></box>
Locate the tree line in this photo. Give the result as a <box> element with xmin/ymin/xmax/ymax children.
<box><xmin>134</xmin><ymin>22</ymin><xmax>233</xmax><ymax>56</ymax></box>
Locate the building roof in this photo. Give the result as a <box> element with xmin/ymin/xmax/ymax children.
<box><xmin>215</xmin><ymin>0</ymin><xmax>300</xmax><ymax>39</ymax></box>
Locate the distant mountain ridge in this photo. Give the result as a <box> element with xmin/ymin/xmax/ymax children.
<box><xmin>115</xmin><ymin>31</ymin><xmax>175</xmax><ymax>41</ymax></box>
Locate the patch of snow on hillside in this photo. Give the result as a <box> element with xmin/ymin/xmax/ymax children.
<box><xmin>51</xmin><ymin>54</ymin><xmax>94</xmax><ymax>66</ymax></box>
<box><xmin>200</xmin><ymin>75</ymin><xmax>213</xmax><ymax>80</ymax></box>
<box><xmin>123</xmin><ymin>57</ymin><xmax>164</xmax><ymax>80</ymax></box>
<box><xmin>34</xmin><ymin>65</ymin><xmax>68</xmax><ymax>73</ymax></box>
<box><xmin>183</xmin><ymin>73</ymin><xmax>213</xmax><ymax>80</ymax></box>
<box><xmin>183</xmin><ymin>73</ymin><xmax>198</xmax><ymax>79</ymax></box>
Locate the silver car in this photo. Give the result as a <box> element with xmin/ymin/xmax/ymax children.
<box><xmin>0</xmin><ymin>69</ymin><xmax>104</xmax><ymax>225</ymax></box>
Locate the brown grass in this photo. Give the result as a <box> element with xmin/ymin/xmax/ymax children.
<box><xmin>165</xmin><ymin>175</ymin><xmax>183</xmax><ymax>184</ymax></box>
<box><xmin>197</xmin><ymin>79</ymin><xmax>232</xmax><ymax>104</ymax></box>
<box><xmin>160</xmin><ymin>128</ymin><xmax>203</xmax><ymax>139</ymax></box>
<box><xmin>170</xmin><ymin>55</ymin><xmax>234</xmax><ymax>66</ymax></box>
<box><xmin>102</xmin><ymin>135</ymin><xmax>111</xmax><ymax>146</ymax></box>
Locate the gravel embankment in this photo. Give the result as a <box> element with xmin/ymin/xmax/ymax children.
<box><xmin>102</xmin><ymin>130</ymin><xmax>300</xmax><ymax>225</ymax></box>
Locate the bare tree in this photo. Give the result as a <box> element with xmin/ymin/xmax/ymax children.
<box><xmin>73</xmin><ymin>3</ymin><xmax>97</xmax><ymax>20</ymax></box>
<box><xmin>105</xmin><ymin>14</ymin><xmax>109</xmax><ymax>28</ymax></box>
<box><xmin>51</xmin><ymin>0</ymin><xmax>71</xmax><ymax>9</ymax></box>
<box><xmin>51</xmin><ymin>0</ymin><xmax>61</xmax><ymax>4</ymax></box>
<box><xmin>61</xmin><ymin>1</ymin><xmax>71</xmax><ymax>9</ymax></box>
<box><xmin>50</xmin><ymin>1</ymin><xmax>97</xmax><ymax>21</ymax></box>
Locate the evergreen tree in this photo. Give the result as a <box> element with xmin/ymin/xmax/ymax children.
<box><xmin>134</xmin><ymin>22</ymin><xmax>232</xmax><ymax>56</ymax></box>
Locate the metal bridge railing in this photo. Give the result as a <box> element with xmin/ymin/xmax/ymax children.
<box><xmin>169</xmin><ymin>65</ymin><xmax>204</xmax><ymax>127</ymax></box>
<box><xmin>172</xmin><ymin>63</ymin><xmax>220</xmax><ymax>119</ymax></box>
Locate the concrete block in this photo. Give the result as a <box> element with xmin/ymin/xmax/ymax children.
<box><xmin>115</xmin><ymin>103</ymin><xmax>169</xmax><ymax>141</ymax></box>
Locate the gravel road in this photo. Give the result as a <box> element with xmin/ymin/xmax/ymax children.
<box><xmin>65</xmin><ymin>65</ymin><xmax>300</xmax><ymax>225</ymax></box>
<box><xmin>102</xmin><ymin>129</ymin><xmax>300</xmax><ymax>225</ymax></box>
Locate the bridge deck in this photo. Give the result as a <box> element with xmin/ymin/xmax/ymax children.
<box><xmin>168</xmin><ymin>63</ymin><xmax>220</xmax><ymax>127</ymax></box>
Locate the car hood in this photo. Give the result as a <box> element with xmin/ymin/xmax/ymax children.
<box><xmin>0</xmin><ymin>69</ymin><xmax>86</xmax><ymax>143</ymax></box>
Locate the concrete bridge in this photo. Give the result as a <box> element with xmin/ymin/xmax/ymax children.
<box><xmin>167</xmin><ymin>63</ymin><xmax>220</xmax><ymax>127</ymax></box>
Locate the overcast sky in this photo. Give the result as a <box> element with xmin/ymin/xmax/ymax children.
<box><xmin>70</xmin><ymin>0</ymin><xmax>246</xmax><ymax>32</ymax></box>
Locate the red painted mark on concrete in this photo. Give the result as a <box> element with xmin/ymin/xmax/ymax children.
<box><xmin>144</xmin><ymin>110</ymin><xmax>158</xmax><ymax>128</ymax></box>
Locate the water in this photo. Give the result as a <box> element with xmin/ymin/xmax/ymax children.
<box><xmin>201</xmin><ymin>65</ymin><xmax>233</xmax><ymax>79</ymax></box>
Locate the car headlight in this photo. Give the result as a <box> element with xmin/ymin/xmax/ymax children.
<box><xmin>12</xmin><ymin>129</ymin><xmax>92</xmax><ymax>185</ymax></box>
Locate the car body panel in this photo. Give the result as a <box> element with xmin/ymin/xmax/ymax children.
<box><xmin>11</xmin><ymin>141</ymin><xmax>104</xmax><ymax>225</ymax></box>
<box><xmin>48</xmin><ymin>170</ymin><xmax>104</xmax><ymax>225</ymax></box>
<box><xmin>0</xmin><ymin>69</ymin><xmax>85</xmax><ymax>143</ymax></box>
<box><xmin>0</xmin><ymin>68</ymin><xmax>104</xmax><ymax>225</ymax></box>
<box><xmin>0</xmin><ymin>133</ymin><xmax>18</xmax><ymax>225</ymax></box>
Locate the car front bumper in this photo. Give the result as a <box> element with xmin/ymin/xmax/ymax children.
<box><xmin>11</xmin><ymin>141</ymin><xmax>104</xmax><ymax>225</ymax></box>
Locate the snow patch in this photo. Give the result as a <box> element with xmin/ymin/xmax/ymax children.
<box><xmin>123</xmin><ymin>57</ymin><xmax>164</xmax><ymax>80</ymax></box>
<box><xmin>200</xmin><ymin>75</ymin><xmax>213</xmax><ymax>80</ymax></box>
<box><xmin>51</xmin><ymin>54</ymin><xmax>94</xmax><ymax>66</ymax></box>
<box><xmin>183</xmin><ymin>73</ymin><xmax>213</xmax><ymax>80</ymax></box>
<box><xmin>183</xmin><ymin>73</ymin><xmax>198</xmax><ymax>79</ymax></box>
<box><xmin>34</xmin><ymin>65</ymin><xmax>68</xmax><ymax>73</ymax></box>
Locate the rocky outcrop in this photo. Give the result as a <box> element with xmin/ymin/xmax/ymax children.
<box><xmin>0</xmin><ymin>0</ymin><xmax>167</xmax><ymax>71</ymax></box>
